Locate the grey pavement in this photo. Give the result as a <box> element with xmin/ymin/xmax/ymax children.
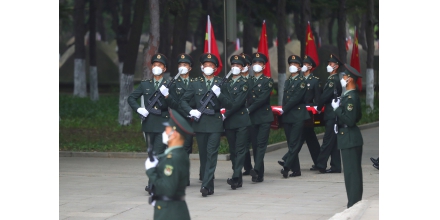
<box><xmin>60</xmin><ymin>123</ymin><xmax>379</xmax><ymax>220</ymax></box>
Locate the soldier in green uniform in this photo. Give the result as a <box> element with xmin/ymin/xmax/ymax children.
<box><xmin>279</xmin><ymin>55</ymin><xmax>310</xmax><ymax>178</ymax></box>
<box><xmin>224</xmin><ymin>55</ymin><xmax>251</xmax><ymax>189</ymax></box>
<box><xmin>145</xmin><ymin>109</ymin><xmax>194</xmax><ymax>220</ymax></box>
<box><xmin>278</xmin><ymin>55</ymin><xmax>322</xmax><ymax>170</ymax></box>
<box><xmin>247</xmin><ymin>52</ymin><xmax>274</xmax><ymax>183</ymax></box>
<box><xmin>332</xmin><ymin>63</ymin><xmax>363</xmax><ymax>208</ymax></box>
<box><xmin>240</xmin><ymin>53</ymin><xmax>256</xmax><ymax>176</ymax></box>
<box><xmin>180</xmin><ymin>53</ymin><xmax>232</xmax><ymax>197</ymax></box>
<box><xmin>128</xmin><ymin>53</ymin><xmax>172</xmax><ymax>193</ymax></box>
<box><xmin>314</xmin><ymin>53</ymin><xmax>343</xmax><ymax>174</ymax></box>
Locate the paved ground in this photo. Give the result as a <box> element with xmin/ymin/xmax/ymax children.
<box><xmin>59</xmin><ymin>125</ymin><xmax>379</xmax><ymax>220</ymax></box>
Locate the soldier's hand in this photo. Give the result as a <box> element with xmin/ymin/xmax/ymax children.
<box><xmin>212</xmin><ymin>85</ymin><xmax>221</xmax><ymax>97</ymax></box>
<box><xmin>145</xmin><ymin>156</ymin><xmax>159</xmax><ymax>170</ymax></box>
<box><xmin>137</xmin><ymin>108</ymin><xmax>149</xmax><ymax>117</ymax></box>
<box><xmin>189</xmin><ymin>109</ymin><xmax>202</xmax><ymax>119</ymax></box>
<box><xmin>314</xmin><ymin>106</ymin><xmax>321</xmax><ymax>114</ymax></box>
<box><xmin>222</xmin><ymin>114</ymin><xmax>226</xmax><ymax>121</ymax></box>
<box><xmin>331</xmin><ymin>99</ymin><xmax>340</xmax><ymax>109</ymax></box>
<box><xmin>273</xmin><ymin>107</ymin><xmax>283</xmax><ymax>115</ymax></box>
<box><xmin>159</xmin><ymin>85</ymin><xmax>169</xmax><ymax>97</ymax></box>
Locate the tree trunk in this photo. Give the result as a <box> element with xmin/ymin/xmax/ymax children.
<box><xmin>277</xmin><ymin>0</ymin><xmax>286</xmax><ymax>105</ymax></box>
<box><xmin>74</xmin><ymin>0</ymin><xmax>87</xmax><ymax>97</ymax></box>
<box><xmin>89</xmin><ymin>0</ymin><xmax>99</xmax><ymax>101</ymax></box>
<box><xmin>96</xmin><ymin>0</ymin><xmax>106</xmax><ymax>41</ymax></box>
<box><xmin>365</xmin><ymin>0</ymin><xmax>375</xmax><ymax>113</ymax></box>
<box><xmin>293</xmin><ymin>10</ymin><xmax>303</xmax><ymax>48</ymax></box>
<box><xmin>337</xmin><ymin>0</ymin><xmax>347</xmax><ymax>72</ymax></box>
<box><xmin>143</xmin><ymin>0</ymin><xmax>161</xmax><ymax>80</ymax></box>
<box><xmin>194</xmin><ymin>0</ymin><xmax>213</xmax><ymax>53</ymax></box>
<box><xmin>170</xmin><ymin>0</ymin><xmax>191</xmax><ymax>77</ymax></box>
<box><xmin>242</xmin><ymin>0</ymin><xmax>254</xmax><ymax>56</ymax></box>
<box><xmin>328</xmin><ymin>11</ymin><xmax>336</xmax><ymax>45</ymax></box>
<box><xmin>159</xmin><ymin>0</ymin><xmax>171</xmax><ymax>59</ymax></box>
<box><xmin>359</xmin><ymin>14</ymin><xmax>368</xmax><ymax>51</ymax></box>
<box><xmin>110</xmin><ymin>0</ymin><xmax>132</xmax><ymax>65</ymax></box>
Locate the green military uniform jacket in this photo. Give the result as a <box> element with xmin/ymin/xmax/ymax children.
<box><xmin>168</xmin><ymin>76</ymin><xmax>196</xmax><ymax>118</ymax></box>
<box><xmin>334</xmin><ymin>89</ymin><xmax>364</xmax><ymax>149</ymax></box>
<box><xmin>128</xmin><ymin>78</ymin><xmax>171</xmax><ymax>132</ymax></box>
<box><xmin>146</xmin><ymin>146</ymin><xmax>190</xmax><ymax>220</ymax></box>
<box><xmin>180</xmin><ymin>76</ymin><xmax>232</xmax><ymax>133</ymax></box>
<box><xmin>247</xmin><ymin>75</ymin><xmax>274</xmax><ymax>125</ymax></box>
<box><xmin>282</xmin><ymin>75</ymin><xmax>310</xmax><ymax>123</ymax></box>
<box><xmin>317</xmin><ymin>73</ymin><xmax>342</xmax><ymax>121</ymax></box>
<box><xmin>223</xmin><ymin>76</ymin><xmax>251</xmax><ymax>129</ymax></box>
<box><xmin>303</xmin><ymin>73</ymin><xmax>321</xmax><ymax>105</ymax></box>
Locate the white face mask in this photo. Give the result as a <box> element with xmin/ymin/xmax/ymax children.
<box><xmin>203</xmin><ymin>67</ymin><xmax>214</xmax><ymax>75</ymax></box>
<box><xmin>289</xmin><ymin>66</ymin><xmax>298</xmax><ymax>73</ymax></box>
<box><xmin>241</xmin><ymin>66</ymin><xmax>249</xmax><ymax>72</ymax></box>
<box><xmin>178</xmin><ymin>66</ymin><xmax>189</xmax><ymax>74</ymax></box>
<box><xmin>301</xmin><ymin>65</ymin><xmax>308</xmax><ymax>72</ymax></box>
<box><xmin>231</xmin><ymin>67</ymin><xmax>241</xmax><ymax>75</ymax></box>
<box><xmin>252</xmin><ymin>64</ymin><xmax>263</xmax><ymax>73</ymax></box>
<box><xmin>152</xmin><ymin>66</ymin><xmax>163</xmax><ymax>75</ymax></box>
<box><xmin>340</xmin><ymin>78</ymin><xmax>348</xmax><ymax>87</ymax></box>
<box><xmin>326</xmin><ymin>65</ymin><xmax>334</xmax><ymax>73</ymax></box>
<box><xmin>162</xmin><ymin>130</ymin><xmax>173</xmax><ymax>145</ymax></box>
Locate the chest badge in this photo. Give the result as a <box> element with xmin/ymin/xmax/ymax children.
<box><xmin>234</xmin><ymin>87</ymin><xmax>237</xmax><ymax>90</ymax></box>
<box><xmin>347</xmin><ymin>104</ymin><xmax>354</xmax><ymax>111</ymax></box>
<box><xmin>300</xmin><ymin>83</ymin><xmax>305</xmax><ymax>88</ymax></box>
<box><xmin>164</xmin><ymin>165</ymin><xmax>173</xmax><ymax>176</ymax></box>
<box><xmin>258</xmin><ymin>84</ymin><xmax>261</xmax><ymax>87</ymax></box>
<box><xmin>307</xmin><ymin>83</ymin><xmax>310</xmax><ymax>87</ymax></box>
<box><xmin>329</xmin><ymin>82</ymin><xmax>334</xmax><ymax>88</ymax></box>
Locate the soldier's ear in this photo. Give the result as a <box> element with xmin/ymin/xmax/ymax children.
<box><xmin>163</xmin><ymin>67</ymin><xmax>167</xmax><ymax>72</ymax></box>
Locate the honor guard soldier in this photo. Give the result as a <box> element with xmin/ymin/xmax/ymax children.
<box><xmin>279</xmin><ymin>55</ymin><xmax>310</xmax><ymax>178</ymax></box>
<box><xmin>314</xmin><ymin>53</ymin><xmax>343</xmax><ymax>174</ymax></box>
<box><xmin>278</xmin><ymin>55</ymin><xmax>321</xmax><ymax>170</ymax></box>
<box><xmin>179</xmin><ymin>53</ymin><xmax>232</xmax><ymax>197</ymax></box>
<box><xmin>239</xmin><ymin>53</ymin><xmax>256</xmax><ymax>175</ymax></box>
<box><xmin>332</xmin><ymin>64</ymin><xmax>363</xmax><ymax>208</ymax></box>
<box><xmin>247</xmin><ymin>52</ymin><xmax>274</xmax><ymax>183</ymax></box>
<box><xmin>128</xmin><ymin>53</ymin><xmax>172</xmax><ymax>193</ymax></box>
<box><xmin>224</xmin><ymin>54</ymin><xmax>251</xmax><ymax>189</ymax></box>
<box><xmin>145</xmin><ymin>109</ymin><xmax>194</xmax><ymax>220</ymax></box>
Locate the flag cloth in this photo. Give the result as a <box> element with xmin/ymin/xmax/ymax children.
<box><xmin>350</xmin><ymin>27</ymin><xmax>362</xmax><ymax>91</ymax></box>
<box><xmin>257</xmin><ymin>20</ymin><xmax>271</xmax><ymax>77</ymax></box>
<box><xmin>305</xmin><ymin>21</ymin><xmax>320</xmax><ymax>69</ymax></box>
<box><xmin>204</xmin><ymin>15</ymin><xmax>223</xmax><ymax>76</ymax></box>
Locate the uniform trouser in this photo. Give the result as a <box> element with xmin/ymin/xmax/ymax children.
<box><xmin>196</xmin><ymin>132</ymin><xmax>221</xmax><ymax>191</ymax></box>
<box><xmin>281</xmin><ymin>126</ymin><xmax>320</xmax><ymax>165</ymax></box>
<box><xmin>341</xmin><ymin>145</ymin><xmax>363</xmax><ymax>208</ymax></box>
<box><xmin>252</xmin><ymin>122</ymin><xmax>271</xmax><ymax>177</ymax></box>
<box><xmin>225</xmin><ymin>126</ymin><xmax>248</xmax><ymax>179</ymax></box>
<box><xmin>144</xmin><ymin>132</ymin><xmax>166</xmax><ymax>186</ymax></box>
<box><xmin>183</xmin><ymin>131</ymin><xmax>193</xmax><ymax>185</ymax></box>
<box><xmin>243</xmin><ymin>125</ymin><xmax>255</xmax><ymax>171</ymax></box>
<box><xmin>283</xmin><ymin>121</ymin><xmax>304</xmax><ymax>172</ymax></box>
<box><xmin>315</xmin><ymin>119</ymin><xmax>341</xmax><ymax>171</ymax></box>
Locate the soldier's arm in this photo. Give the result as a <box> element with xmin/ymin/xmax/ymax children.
<box><xmin>224</xmin><ymin>83</ymin><xmax>248</xmax><ymax>118</ymax></box>
<box><xmin>216</xmin><ymin>83</ymin><xmax>233</xmax><ymax>109</ymax></box>
<box><xmin>317</xmin><ymin>84</ymin><xmax>333</xmax><ymax>110</ymax></box>
<box><xmin>247</xmin><ymin>78</ymin><xmax>273</xmax><ymax>113</ymax></box>
<box><xmin>283</xmin><ymin>83</ymin><xmax>306</xmax><ymax>112</ymax></box>
<box><xmin>334</xmin><ymin>97</ymin><xmax>357</xmax><ymax>127</ymax></box>
<box><xmin>127</xmin><ymin>83</ymin><xmax>144</xmax><ymax>111</ymax></box>
<box><xmin>180</xmin><ymin>83</ymin><xmax>196</xmax><ymax>114</ymax></box>
<box><xmin>313</xmin><ymin>79</ymin><xmax>322</xmax><ymax>105</ymax></box>
<box><xmin>165</xmin><ymin>82</ymin><xmax>180</xmax><ymax>109</ymax></box>
<box><xmin>146</xmin><ymin>158</ymin><xmax>180</xmax><ymax>196</ymax></box>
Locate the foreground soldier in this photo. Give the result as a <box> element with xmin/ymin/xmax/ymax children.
<box><xmin>332</xmin><ymin>64</ymin><xmax>364</xmax><ymax>208</ymax></box>
<box><xmin>145</xmin><ymin>109</ymin><xmax>194</xmax><ymax>220</ymax></box>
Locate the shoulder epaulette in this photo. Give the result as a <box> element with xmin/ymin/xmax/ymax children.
<box><xmin>141</xmin><ymin>78</ymin><xmax>148</xmax><ymax>81</ymax></box>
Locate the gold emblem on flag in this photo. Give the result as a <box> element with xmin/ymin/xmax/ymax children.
<box><xmin>207</xmin><ymin>54</ymin><xmax>212</xmax><ymax>58</ymax></box>
<box><xmin>234</xmin><ymin>56</ymin><xmax>238</xmax><ymax>60</ymax></box>
<box><xmin>256</xmin><ymin>53</ymin><xmax>260</xmax><ymax>57</ymax></box>
<box><xmin>157</xmin><ymin>54</ymin><xmax>161</xmax><ymax>59</ymax></box>
<box><xmin>181</xmin><ymin>54</ymin><xmax>185</xmax><ymax>58</ymax></box>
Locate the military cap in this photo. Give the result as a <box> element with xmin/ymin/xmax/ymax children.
<box><xmin>199</xmin><ymin>53</ymin><xmax>219</xmax><ymax>67</ymax></box>
<box><xmin>151</xmin><ymin>53</ymin><xmax>168</xmax><ymax>67</ymax></box>
<box><xmin>229</xmin><ymin>54</ymin><xmax>246</xmax><ymax>66</ymax></box>
<box><xmin>343</xmin><ymin>64</ymin><xmax>362</xmax><ymax>80</ymax></box>
<box><xmin>328</xmin><ymin>53</ymin><xmax>343</xmax><ymax>65</ymax></box>
<box><xmin>287</xmin><ymin>55</ymin><xmax>303</xmax><ymax>66</ymax></box>
<box><xmin>251</xmin><ymin>52</ymin><xmax>268</xmax><ymax>64</ymax></box>
<box><xmin>303</xmin><ymin>55</ymin><xmax>316</xmax><ymax>68</ymax></box>
<box><xmin>177</xmin><ymin>53</ymin><xmax>194</xmax><ymax>67</ymax></box>
<box><xmin>240</xmin><ymin>53</ymin><xmax>252</xmax><ymax>65</ymax></box>
<box><xmin>163</xmin><ymin>109</ymin><xmax>195</xmax><ymax>137</ymax></box>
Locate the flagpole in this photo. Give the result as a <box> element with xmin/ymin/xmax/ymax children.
<box><xmin>223</xmin><ymin>0</ymin><xmax>227</xmax><ymax>76</ymax></box>
<box><xmin>208</xmin><ymin>15</ymin><xmax>211</xmax><ymax>52</ymax></box>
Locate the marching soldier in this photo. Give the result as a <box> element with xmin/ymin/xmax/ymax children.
<box><xmin>332</xmin><ymin>64</ymin><xmax>364</xmax><ymax>208</ymax></box>
<box><xmin>179</xmin><ymin>53</ymin><xmax>232</xmax><ymax>197</ymax></box>
<box><xmin>314</xmin><ymin>53</ymin><xmax>343</xmax><ymax>174</ymax></box>
<box><xmin>247</xmin><ymin>52</ymin><xmax>274</xmax><ymax>183</ymax></box>
<box><xmin>224</xmin><ymin>55</ymin><xmax>251</xmax><ymax>189</ymax></box>
<box><xmin>279</xmin><ymin>55</ymin><xmax>310</xmax><ymax>178</ymax></box>
<box><xmin>145</xmin><ymin>109</ymin><xmax>194</xmax><ymax>220</ymax></box>
<box><xmin>128</xmin><ymin>53</ymin><xmax>172</xmax><ymax>193</ymax></box>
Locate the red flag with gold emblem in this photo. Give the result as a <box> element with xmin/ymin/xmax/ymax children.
<box><xmin>204</xmin><ymin>15</ymin><xmax>223</xmax><ymax>76</ymax></box>
<box><xmin>257</xmin><ymin>20</ymin><xmax>271</xmax><ymax>77</ymax></box>
<box><xmin>305</xmin><ymin>21</ymin><xmax>320</xmax><ymax>68</ymax></box>
<box><xmin>350</xmin><ymin>27</ymin><xmax>362</xmax><ymax>91</ymax></box>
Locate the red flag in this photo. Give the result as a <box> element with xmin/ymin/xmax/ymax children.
<box><xmin>257</xmin><ymin>20</ymin><xmax>271</xmax><ymax>77</ymax></box>
<box><xmin>305</xmin><ymin>21</ymin><xmax>320</xmax><ymax>68</ymax></box>
<box><xmin>204</xmin><ymin>15</ymin><xmax>223</xmax><ymax>76</ymax></box>
<box><xmin>350</xmin><ymin>27</ymin><xmax>362</xmax><ymax>91</ymax></box>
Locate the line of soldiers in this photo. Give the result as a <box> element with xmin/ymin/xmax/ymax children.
<box><xmin>128</xmin><ymin>51</ymin><xmax>364</xmax><ymax>218</ymax></box>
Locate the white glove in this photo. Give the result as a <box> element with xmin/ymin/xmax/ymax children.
<box><xmin>314</xmin><ymin>106</ymin><xmax>321</xmax><ymax>114</ymax></box>
<box><xmin>222</xmin><ymin>114</ymin><xmax>226</xmax><ymax>121</ymax></box>
<box><xmin>145</xmin><ymin>156</ymin><xmax>159</xmax><ymax>170</ymax></box>
<box><xmin>331</xmin><ymin>99</ymin><xmax>340</xmax><ymax>109</ymax></box>
<box><xmin>212</xmin><ymin>85</ymin><xmax>221</xmax><ymax>97</ymax></box>
<box><xmin>150</xmin><ymin>200</ymin><xmax>156</xmax><ymax>207</ymax></box>
<box><xmin>137</xmin><ymin>108</ymin><xmax>149</xmax><ymax>117</ymax></box>
<box><xmin>189</xmin><ymin>109</ymin><xmax>202</xmax><ymax>118</ymax></box>
<box><xmin>159</xmin><ymin>85</ymin><xmax>169</xmax><ymax>96</ymax></box>
<box><xmin>273</xmin><ymin>107</ymin><xmax>283</xmax><ymax>115</ymax></box>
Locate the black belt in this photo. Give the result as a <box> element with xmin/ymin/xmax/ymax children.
<box><xmin>152</xmin><ymin>195</ymin><xmax>185</xmax><ymax>201</ymax></box>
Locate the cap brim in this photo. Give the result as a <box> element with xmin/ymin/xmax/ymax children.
<box><xmin>162</xmin><ymin>122</ymin><xmax>170</xmax><ymax>127</ymax></box>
